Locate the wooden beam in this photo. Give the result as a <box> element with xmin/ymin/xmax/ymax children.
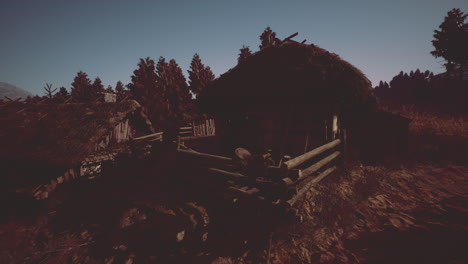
<box><xmin>207</xmin><ymin>168</ymin><xmax>247</xmax><ymax>180</ymax></box>
<box><xmin>282</xmin><ymin>151</ymin><xmax>340</xmax><ymax>186</ymax></box>
<box><xmin>300</xmin><ymin>151</ymin><xmax>340</xmax><ymax>178</ymax></box>
<box><xmin>283</xmin><ymin>32</ymin><xmax>299</xmax><ymax>42</ymax></box>
<box><xmin>286</xmin><ymin>166</ymin><xmax>336</xmax><ymax>207</ymax></box>
<box><xmin>283</xmin><ymin>139</ymin><xmax>341</xmax><ymax>169</ymax></box>
<box><xmin>132</xmin><ymin>132</ymin><xmax>164</xmax><ymax>141</ymax></box>
<box><xmin>179</xmin><ymin>149</ymin><xmax>235</xmax><ymax>164</ymax></box>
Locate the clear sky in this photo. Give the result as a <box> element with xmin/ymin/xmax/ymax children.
<box><xmin>1</xmin><ymin>0</ymin><xmax>467</xmax><ymax>95</ymax></box>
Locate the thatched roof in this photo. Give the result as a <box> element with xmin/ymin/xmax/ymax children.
<box><xmin>0</xmin><ymin>100</ymin><xmax>150</xmax><ymax>170</ymax></box>
<box><xmin>200</xmin><ymin>42</ymin><xmax>376</xmax><ymax>113</ymax></box>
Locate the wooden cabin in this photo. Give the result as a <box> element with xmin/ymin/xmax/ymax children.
<box><xmin>0</xmin><ymin>100</ymin><xmax>154</xmax><ymax>198</ymax></box>
<box><xmin>200</xmin><ymin>41</ymin><xmax>376</xmax><ymax>161</ymax></box>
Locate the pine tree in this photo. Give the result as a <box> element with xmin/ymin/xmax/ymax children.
<box><xmin>259</xmin><ymin>27</ymin><xmax>279</xmax><ymax>50</ymax></box>
<box><xmin>43</xmin><ymin>83</ymin><xmax>57</xmax><ymax>99</ymax></box>
<box><xmin>188</xmin><ymin>53</ymin><xmax>215</xmax><ymax>98</ymax></box>
<box><xmin>431</xmin><ymin>8</ymin><xmax>468</xmax><ymax>79</ymax></box>
<box><xmin>238</xmin><ymin>45</ymin><xmax>252</xmax><ymax>64</ymax></box>
<box><xmin>71</xmin><ymin>71</ymin><xmax>93</xmax><ymax>102</ymax></box>
<box><xmin>92</xmin><ymin>77</ymin><xmax>105</xmax><ymax>99</ymax></box>
<box><xmin>115</xmin><ymin>81</ymin><xmax>126</xmax><ymax>101</ymax></box>
<box><xmin>53</xmin><ymin>87</ymin><xmax>70</xmax><ymax>103</ymax></box>
<box><xmin>128</xmin><ymin>57</ymin><xmax>161</xmax><ymax>126</ymax></box>
<box><xmin>105</xmin><ymin>85</ymin><xmax>114</xmax><ymax>93</ymax></box>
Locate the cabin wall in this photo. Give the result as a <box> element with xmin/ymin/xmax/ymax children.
<box><xmin>215</xmin><ymin>107</ymin><xmax>340</xmax><ymax>160</ymax></box>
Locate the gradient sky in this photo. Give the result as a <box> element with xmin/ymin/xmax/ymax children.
<box><xmin>1</xmin><ymin>0</ymin><xmax>467</xmax><ymax>95</ymax></box>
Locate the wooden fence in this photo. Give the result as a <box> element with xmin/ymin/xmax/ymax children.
<box><xmin>177</xmin><ymin>138</ymin><xmax>342</xmax><ymax>211</ymax></box>
<box><xmin>178</xmin><ymin>119</ymin><xmax>216</xmax><ymax>138</ymax></box>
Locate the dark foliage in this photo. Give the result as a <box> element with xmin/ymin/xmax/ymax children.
<box><xmin>105</xmin><ymin>85</ymin><xmax>114</xmax><ymax>93</ymax></box>
<box><xmin>115</xmin><ymin>81</ymin><xmax>127</xmax><ymax>101</ymax></box>
<box><xmin>431</xmin><ymin>8</ymin><xmax>468</xmax><ymax>79</ymax></box>
<box><xmin>238</xmin><ymin>45</ymin><xmax>252</xmax><ymax>64</ymax></box>
<box><xmin>259</xmin><ymin>27</ymin><xmax>280</xmax><ymax>50</ymax></box>
<box><xmin>374</xmin><ymin>69</ymin><xmax>468</xmax><ymax>112</ymax></box>
<box><xmin>53</xmin><ymin>87</ymin><xmax>71</xmax><ymax>103</ymax></box>
<box><xmin>188</xmin><ymin>53</ymin><xmax>215</xmax><ymax>98</ymax></box>
<box><xmin>128</xmin><ymin>57</ymin><xmax>162</xmax><ymax>128</ymax></box>
<box><xmin>128</xmin><ymin>57</ymin><xmax>193</xmax><ymax>130</ymax></box>
<box><xmin>70</xmin><ymin>71</ymin><xmax>95</xmax><ymax>102</ymax></box>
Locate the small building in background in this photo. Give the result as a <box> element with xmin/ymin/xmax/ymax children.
<box><xmin>102</xmin><ymin>92</ymin><xmax>117</xmax><ymax>103</ymax></box>
<box><xmin>0</xmin><ymin>100</ymin><xmax>154</xmax><ymax>199</ymax></box>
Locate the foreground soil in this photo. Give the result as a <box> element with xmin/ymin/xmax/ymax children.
<box><xmin>1</xmin><ymin>163</ymin><xmax>467</xmax><ymax>263</ymax></box>
<box><xmin>230</xmin><ymin>163</ymin><xmax>467</xmax><ymax>264</ymax></box>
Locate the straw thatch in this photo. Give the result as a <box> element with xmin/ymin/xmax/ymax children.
<box><xmin>0</xmin><ymin>100</ymin><xmax>152</xmax><ymax>186</ymax></box>
<box><xmin>200</xmin><ymin>42</ymin><xmax>376</xmax><ymax>113</ymax></box>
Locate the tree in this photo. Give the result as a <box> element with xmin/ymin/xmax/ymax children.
<box><xmin>259</xmin><ymin>27</ymin><xmax>280</xmax><ymax>50</ymax></box>
<box><xmin>238</xmin><ymin>45</ymin><xmax>252</xmax><ymax>64</ymax></box>
<box><xmin>43</xmin><ymin>83</ymin><xmax>57</xmax><ymax>99</ymax></box>
<box><xmin>157</xmin><ymin>57</ymin><xmax>191</xmax><ymax>122</ymax></box>
<box><xmin>92</xmin><ymin>77</ymin><xmax>105</xmax><ymax>96</ymax></box>
<box><xmin>431</xmin><ymin>8</ymin><xmax>468</xmax><ymax>79</ymax></box>
<box><xmin>188</xmin><ymin>53</ymin><xmax>215</xmax><ymax>98</ymax></box>
<box><xmin>70</xmin><ymin>71</ymin><xmax>94</xmax><ymax>102</ymax></box>
<box><xmin>53</xmin><ymin>87</ymin><xmax>70</xmax><ymax>103</ymax></box>
<box><xmin>115</xmin><ymin>81</ymin><xmax>126</xmax><ymax>101</ymax></box>
<box><xmin>105</xmin><ymin>85</ymin><xmax>114</xmax><ymax>93</ymax></box>
<box><xmin>128</xmin><ymin>57</ymin><xmax>161</xmax><ymax>126</ymax></box>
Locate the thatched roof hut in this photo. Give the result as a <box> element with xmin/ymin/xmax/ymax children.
<box><xmin>200</xmin><ymin>42</ymin><xmax>376</xmax><ymax>114</ymax></box>
<box><xmin>0</xmin><ymin>100</ymin><xmax>153</xmax><ymax>190</ymax></box>
<box><xmin>199</xmin><ymin>42</ymin><xmax>377</xmax><ymax>158</ymax></box>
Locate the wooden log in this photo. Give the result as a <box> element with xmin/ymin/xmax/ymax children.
<box><xmin>283</xmin><ymin>139</ymin><xmax>341</xmax><ymax>169</ymax></box>
<box><xmin>300</xmin><ymin>151</ymin><xmax>340</xmax><ymax>178</ymax></box>
<box><xmin>228</xmin><ymin>186</ymin><xmax>262</xmax><ymax>198</ymax></box>
<box><xmin>282</xmin><ymin>151</ymin><xmax>340</xmax><ymax>186</ymax></box>
<box><xmin>283</xmin><ymin>32</ymin><xmax>299</xmax><ymax>42</ymax></box>
<box><xmin>178</xmin><ymin>149</ymin><xmax>236</xmax><ymax>164</ymax></box>
<box><xmin>207</xmin><ymin>168</ymin><xmax>247</xmax><ymax>180</ymax></box>
<box><xmin>133</xmin><ymin>132</ymin><xmax>164</xmax><ymax>141</ymax></box>
<box><xmin>286</xmin><ymin>167</ymin><xmax>336</xmax><ymax>207</ymax></box>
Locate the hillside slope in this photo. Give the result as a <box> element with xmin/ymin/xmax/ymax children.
<box><xmin>0</xmin><ymin>82</ymin><xmax>33</xmax><ymax>100</ymax></box>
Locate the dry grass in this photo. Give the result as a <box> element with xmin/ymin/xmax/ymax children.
<box><xmin>263</xmin><ymin>163</ymin><xmax>468</xmax><ymax>264</ymax></box>
<box><xmin>382</xmin><ymin>105</ymin><xmax>467</xmax><ymax>137</ymax></box>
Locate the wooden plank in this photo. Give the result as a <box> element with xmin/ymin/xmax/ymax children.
<box><xmin>282</xmin><ymin>151</ymin><xmax>340</xmax><ymax>186</ymax></box>
<box><xmin>179</xmin><ymin>149</ymin><xmax>235</xmax><ymax>164</ymax></box>
<box><xmin>286</xmin><ymin>167</ymin><xmax>336</xmax><ymax>207</ymax></box>
<box><xmin>283</xmin><ymin>139</ymin><xmax>341</xmax><ymax>169</ymax></box>
<box><xmin>300</xmin><ymin>151</ymin><xmax>340</xmax><ymax>178</ymax></box>
<box><xmin>133</xmin><ymin>132</ymin><xmax>164</xmax><ymax>141</ymax></box>
<box><xmin>207</xmin><ymin>168</ymin><xmax>247</xmax><ymax>180</ymax></box>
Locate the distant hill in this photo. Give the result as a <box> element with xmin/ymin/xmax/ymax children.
<box><xmin>0</xmin><ymin>82</ymin><xmax>33</xmax><ymax>100</ymax></box>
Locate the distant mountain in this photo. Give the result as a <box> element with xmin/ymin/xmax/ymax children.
<box><xmin>0</xmin><ymin>82</ymin><xmax>33</xmax><ymax>100</ymax></box>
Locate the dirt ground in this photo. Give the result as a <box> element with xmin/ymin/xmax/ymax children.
<box><xmin>1</xmin><ymin>161</ymin><xmax>466</xmax><ymax>264</ymax></box>
<box><xmin>216</xmin><ymin>163</ymin><xmax>467</xmax><ymax>264</ymax></box>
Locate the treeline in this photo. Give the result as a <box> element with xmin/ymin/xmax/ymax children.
<box><xmin>21</xmin><ymin>26</ymin><xmax>283</xmax><ymax>130</ymax></box>
<box><xmin>375</xmin><ymin>8</ymin><xmax>467</xmax><ymax>113</ymax></box>
<box><xmin>374</xmin><ymin>70</ymin><xmax>467</xmax><ymax>112</ymax></box>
